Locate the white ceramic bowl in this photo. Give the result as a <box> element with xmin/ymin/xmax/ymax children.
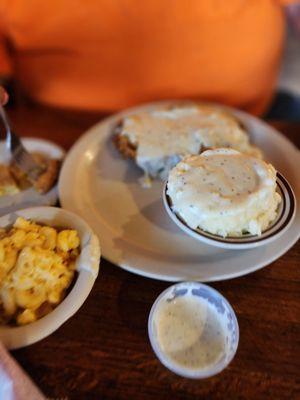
<box><xmin>148</xmin><ymin>282</ymin><xmax>239</xmax><ymax>379</ymax></box>
<box><xmin>0</xmin><ymin>207</ymin><xmax>100</xmax><ymax>349</ymax></box>
<box><xmin>164</xmin><ymin>172</ymin><xmax>296</xmax><ymax>250</ymax></box>
<box><xmin>0</xmin><ymin>138</ymin><xmax>65</xmax><ymax>216</ymax></box>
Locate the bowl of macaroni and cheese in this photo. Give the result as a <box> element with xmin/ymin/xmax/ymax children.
<box><xmin>164</xmin><ymin>149</ymin><xmax>296</xmax><ymax>249</ymax></box>
<box><xmin>0</xmin><ymin>207</ymin><xmax>100</xmax><ymax>349</ymax></box>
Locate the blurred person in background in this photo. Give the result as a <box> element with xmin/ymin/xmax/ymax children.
<box><xmin>0</xmin><ymin>1</ymin><xmax>299</xmax><ymax>118</ymax></box>
<box><xmin>267</xmin><ymin>2</ymin><xmax>300</xmax><ymax>119</ymax></box>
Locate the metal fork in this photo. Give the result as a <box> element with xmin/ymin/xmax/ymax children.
<box><xmin>0</xmin><ymin>105</ymin><xmax>45</xmax><ymax>181</ymax></box>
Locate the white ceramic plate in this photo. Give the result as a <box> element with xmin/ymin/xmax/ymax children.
<box><xmin>163</xmin><ymin>173</ymin><xmax>296</xmax><ymax>250</ymax></box>
<box><xmin>58</xmin><ymin>101</ymin><xmax>300</xmax><ymax>282</ymax></box>
<box><xmin>0</xmin><ymin>138</ymin><xmax>64</xmax><ymax>216</ymax></box>
<box><xmin>0</xmin><ymin>207</ymin><xmax>100</xmax><ymax>349</ymax></box>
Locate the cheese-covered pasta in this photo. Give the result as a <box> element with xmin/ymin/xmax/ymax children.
<box><xmin>0</xmin><ymin>217</ymin><xmax>80</xmax><ymax>325</ymax></box>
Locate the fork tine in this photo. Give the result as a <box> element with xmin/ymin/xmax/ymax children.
<box><xmin>0</xmin><ymin>106</ymin><xmax>45</xmax><ymax>181</ymax></box>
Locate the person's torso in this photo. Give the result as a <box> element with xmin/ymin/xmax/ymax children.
<box><xmin>0</xmin><ymin>0</ymin><xmax>286</xmax><ymax>113</ymax></box>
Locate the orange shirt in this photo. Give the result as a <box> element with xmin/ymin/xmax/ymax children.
<box><xmin>0</xmin><ymin>0</ymin><xmax>295</xmax><ymax>114</ymax></box>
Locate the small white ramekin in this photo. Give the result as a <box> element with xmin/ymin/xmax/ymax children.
<box><xmin>148</xmin><ymin>282</ymin><xmax>239</xmax><ymax>379</ymax></box>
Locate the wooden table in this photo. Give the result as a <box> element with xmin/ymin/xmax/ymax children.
<box><xmin>8</xmin><ymin>103</ymin><xmax>300</xmax><ymax>400</ymax></box>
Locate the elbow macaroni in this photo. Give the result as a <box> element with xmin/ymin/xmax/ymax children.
<box><xmin>0</xmin><ymin>217</ymin><xmax>80</xmax><ymax>325</ymax></box>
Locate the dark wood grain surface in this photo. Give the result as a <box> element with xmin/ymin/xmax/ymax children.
<box><xmin>6</xmin><ymin>103</ymin><xmax>300</xmax><ymax>400</ymax></box>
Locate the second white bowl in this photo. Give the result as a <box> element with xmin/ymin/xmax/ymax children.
<box><xmin>0</xmin><ymin>206</ymin><xmax>100</xmax><ymax>349</ymax></box>
<box><xmin>163</xmin><ymin>172</ymin><xmax>296</xmax><ymax>250</ymax></box>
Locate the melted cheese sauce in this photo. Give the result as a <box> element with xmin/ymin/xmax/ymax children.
<box><xmin>167</xmin><ymin>149</ymin><xmax>281</xmax><ymax>236</ymax></box>
<box><xmin>120</xmin><ymin>106</ymin><xmax>261</xmax><ymax>179</ymax></box>
<box><xmin>155</xmin><ymin>295</ymin><xmax>225</xmax><ymax>371</ymax></box>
